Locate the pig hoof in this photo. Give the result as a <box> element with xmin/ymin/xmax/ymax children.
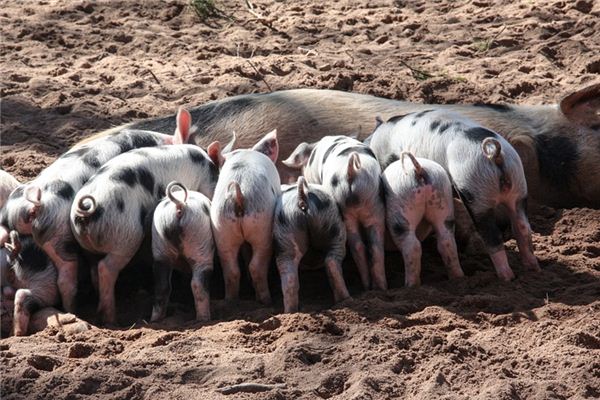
<box><xmin>449</xmin><ymin>270</ymin><xmax>465</xmax><ymax>279</ymax></box>
<box><xmin>498</xmin><ymin>269</ymin><xmax>515</xmax><ymax>282</ymax></box>
<box><xmin>524</xmin><ymin>259</ymin><xmax>541</xmax><ymax>272</ymax></box>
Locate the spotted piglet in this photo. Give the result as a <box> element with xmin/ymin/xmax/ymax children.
<box><xmin>0</xmin><ymin>108</ymin><xmax>194</xmax><ymax>314</ymax></box>
<box><xmin>283</xmin><ymin>136</ymin><xmax>387</xmax><ymax>291</ymax></box>
<box><xmin>151</xmin><ymin>181</ymin><xmax>214</xmax><ymax>322</ymax></box>
<box><xmin>1</xmin><ymin>231</ymin><xmax>58</xmax><ymax>336</ymax></box>
<box><xmin>382</xmin><ymin>152</ymin><xmax>464</xmax><ymax>286</ymax></box>
<box><xmin>210</xmin><ymin>130</ymin><xmax>281</xmax><ymax>305</ymax></box>
<box><xmin>70</xmin><ymin>141</ymin><xmax>221</xmax><ymax>325</ymax></box>
<box><xmin>369</xmin><ymin>110</ymin><xmax>539</xmax><ymax>281</ymax></box>
<box><xmin>274</xmin><ymin>177</ymin><xmax>349</xmax><ymax>312</ymax></box>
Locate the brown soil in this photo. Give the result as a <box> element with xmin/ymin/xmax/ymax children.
<box><xmin>1</xmin><ymin>1</ymin><xmax>599</xmax><ymax>399</ymax></box>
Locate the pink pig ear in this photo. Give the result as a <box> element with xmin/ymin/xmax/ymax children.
<box><xmin>207</xmin><ymin>141</ymin><xmax>225</xmax><ymax>168</ymax></box>
<box><xmin>173</xmin><ymin>107</ymin><xmax>192</xmax><ymax>144</ymax></box>
<box><xmin>252</xmin><ymin>129</ymin><xmax>279</xmax><ymax>163</ymax></box>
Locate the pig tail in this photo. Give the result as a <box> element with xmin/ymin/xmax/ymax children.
<box><xmin>228</xmin><ymin>181</ymin><xmax>244</xmax><ymax>217</ymax></box>
<box><xmin>347</xmin><ymin>152</ymin><xmax>362</xmax><ymax>184</ymax></box>
<box><xmin>24</xmin><ymin>185</ymin><xmax>41</xmax><ymax>207</ymax></box>
<box><xmin>75</xmin><ymin>195</ymin><xmax>97</xmax><ymax>217</ymax></box>
<box><xmin>166</xmin><ymin>181</ymin><xmax>188</xmax><ymax>218</ymax></box>
<box><xmin>400</xmin><ymin>151</ymin><xmax>427</xmax><ymax>185</ymax></box>
<box><xmin>481</xmin><ymin>138</ymin><xmax>504</xmax><ymax>166</ymax></box>
<box><xmin>482</xmin><ymin>138</ymin><xmax>511</xmax><ymax>191</ymax></box>
<box><xmin>4</xmin><ymin>230</ymin><xmax>21</xmax><ymax>262</ymax></box>
<box><xmin>297</xmin><ymin>176</ymin><xmax>309</xmax><ymax>212</ymax></box>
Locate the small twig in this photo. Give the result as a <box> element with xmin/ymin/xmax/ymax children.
<box><xmin>245</xmin><ymin>0</ymin><xmax>274</xmax><ymax>28</ymax></box>
<box><xmin>344</xmin><ymin>50</ymin><xmax>355</xmax><ymax>63</ymax></box>
<box><xmin>145</xmin><ymin>69</ymin><xmax>162</xmax><ymax>86</ymax></box>
<box><xmin>245</xmin><ymin>0</ymin><xmax>264</xmax><ymax>19</ymax></box>
<box><xmin>399</xmin><ymin>60</ymin><xmax>435</xmax><ymax>80</ymax></box>
<box><xmin>298</xmin><ymin>46</ymin><xmax>319</xmax><ymax>56</ymax></box>
<box><xmin>245</xmin><ymin>59</ymin><xmax>272</xmax><ymax>92</ymax></box>
<box><xmin>216</xmin><ymin>383</ymin><xmax>287</xmax><ymax>395</ymax></box>
<box><xmin>487</xmin><ymin>25</ymin><xmax>507</xmax><ymax>51</ymax></box>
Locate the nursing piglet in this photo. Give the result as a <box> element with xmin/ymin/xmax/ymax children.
<box><xmin>0</xmin><ymin>108</ymin><xmax>194</xmax><ymax>313</ymax></box>
<box><xmin>151</xmin><ymin>181</ymin><xmax>214</xmax><ymax>322</ymax></box>
<box><xmin>369</xmin><ymin>110</ymin><xmax>539</xmax><ymax>281</ymax></box>
<box><xmin>70</xmin><ymin>142</ymin><xmax>221</xmax><ymax>325</ymax></box>
<box><xmin>210</xmin><ymin>130</ymin><xmax>281</xmax><ymax>305</ymax></box>
<box><xmin>1</xmin><ymin>231</ymin><xmax>58</xmax><ymax>336</ymax></box>
<box><xmin>274</xmin><ymin>177</ymin><xmax>349</xmax><ymax>312</ymax></box>
<box><xmin>382</xmin><ymin>152</ymin><xmax>464</xmax><ymax>286</ymax></box>
<box><xmin>283</xmin><ymin>136</ymin><xmax>387</xmax><ymax>291</ymax></box>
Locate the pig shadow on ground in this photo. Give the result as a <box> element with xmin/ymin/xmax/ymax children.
<box><xmin>1</xmin><ymin>97</ymin><xmax>127</xmax><ymax>158</ymax></box>
<box><xmin>72</xmin><ymin>228</ymin><xmax>599</xmax><ymax>332</ymax></box>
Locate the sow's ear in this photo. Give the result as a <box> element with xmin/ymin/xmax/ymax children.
<box><xmin>252</xmin><ymin>129</ymin><xmax>279</xmax><ymax>163</ymax></box>
<box><xmin>559</xmin><ymin>83</ymin><xmax>600</xmax><ymax>128</ymax></box>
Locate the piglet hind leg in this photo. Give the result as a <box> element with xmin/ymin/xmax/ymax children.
<box><xmin>247</xmin><ymin>241</ymin><xmax>273</xmax><ymax>305</ymax></box>
<box><xmin>13</xmin><ymin>289</ymin><xmax>38</xmax><ymax>336</ymax></box>
<box><xmin>324</xmin><ymin>255</ymin><xmax>351</xmax><ymax>304</ymax></box>
<box><xmin>190</xmin><ymin>263</ymin><xmax>213</xmax><ymax>321</ymax></box>
<box><xmin>276</xmin><ymin>256</ymin><xmax>300</xmax><ymax>313</ymax></box>
<box><xmin>217</xmin><ymin>245</ymin><xmax>242</xmax><ymax>302</ymax></box>
<box><xmin>508</xmin><ymin>204</ymin><xmax>540</xmax><ymax>272</ymax></box>
<box><xmin>344</xmin><ymin>216</ymin><xmax>371</xmax><ymax>290</ymax></box>
<box><xmin>151</xmin><ymin>260</ymin><xmax>173</xmax><ymax>322</ymax></box>
<box><xmin>388</xmin><ymin>217</ymin><xmax>422</xmax><ymax>287</ymax></box>
<box><xmin>433</xmin><ymin>220</ymin><xmax>464</xmax><ymax>280</ymax></box>
<box><xmin>42</xmin><ymin>242</ymin><xmax>78</xmax><ymax>313</ymax></box>
<box><xmin>366</xmin><ymin>223</ymin><xmax>387</xmax><ymax>290</ymax></box>
<box><xmin>97</xmin><ymin>253</ymin><xmax>134</xmax><ymax>325</ymax></box>
<box><xmin>473</xmin><ymin>209</ymin><xmax>515</xmax><ymax>281</ymax></box>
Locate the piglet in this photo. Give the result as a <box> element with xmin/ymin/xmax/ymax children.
<box><xmin>1</xmin><ymin>231</ymin><xmax>59</xmax><ymax>336</ymax></box>
<box><xmin>210</xmin><ymin>130</ymin><xmax>281</xmax><ymax>305</ymax></box>
<box><xmin>274</xmin><ymin>177</ymin><xmax>349</xmax><ymax>312</ymax></box>
<box><xmin>70</xmin><ymin>142</ymin><xmax>221</xmax><ymax>325</ymax></box>
<box><xmin>369</xmin><ymin>110</ymin><xmax>539</xmax><ymax>281</ymax></box>
<box><xmin>283</xmin><ymin>136</ymin><xmax>387</xmax><ymax>291</ymax></box>
<box><xmin>0</xmin><ymin>170</ymin><xmax>19</xmax><ymax>210</ymax></box>
<box><xmin>151</xmin><ymin>181</ymin><xmax>214</xmax><ymax>322</ymax></box>
<box><xmin>382</xmin><ymin>152</ymin><xmax>464</xmax><ymax>286</ymax></box>
<box><xmin>0</xmin><ymin>108</ymin><xmax>194</xmax><ymax>314</ymax></box>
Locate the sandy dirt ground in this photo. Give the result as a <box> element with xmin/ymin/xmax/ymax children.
<box><xmin>1</xmin><ymin>0</ymin><xmax>600</xmax><ymax>399</ymax></box>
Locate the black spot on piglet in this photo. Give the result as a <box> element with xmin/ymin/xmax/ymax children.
<box><xmin>463</xmin><ymin>127</ymin><xmax>498</xmax><ymax>143</ymax></box>
<box><xmin>44</xmin><ymin>180</ymin><xmax>75</xmax><ymax>200</ymax></box>
<box><xmin>137</xmin><ymin>168</ymin><xmax>155</xmax><ymax>194</ymax></box>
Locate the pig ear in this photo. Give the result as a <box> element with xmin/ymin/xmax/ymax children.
<box><xmin>207</xmin><ymin>141</ymin><xmax>225</xmax><ymax>168</ymax></box>
<box><xmin>173</xmin><ymin>107</ymin><xmax>192</xmax><ymax>144</ymax></box>
<box><xmin>4</xmin><ymin>230</ymin><xmax>21</xmax><ymax>261</ymax></box>
<box><xmin>282</xmin><ymin>142</ymin><xmax>314</xmax><ymax>169</ymax></box>
<box><xmin>559</xmin><ymin>83</ymin><xmax>600</xmax><ymax>127</ymax></box>
<box><xmin>222</xmin><ymin>131</ymin><xmax>237</xmax><ymax>154</ymax></box>
<box><xmin>252</xmin><ymin>129</ymin><xmax>279</xmax><ymax>163</ymax></box>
